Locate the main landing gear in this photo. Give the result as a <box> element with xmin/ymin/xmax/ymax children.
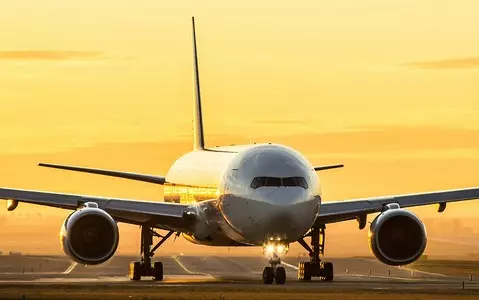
<box><xmin>262</xmin><ymin>254</ymin><xmax>286</xmax><ymax>285</ymax></box>
<box><xmin>129</xmin><ymin>225</ymin><xmax>175</xmax><ymax>281</ymax></box>
<box><xmin>297</xmin><ymin>224</ymin><xmax>334</xmax><ymax>281</ymax></box>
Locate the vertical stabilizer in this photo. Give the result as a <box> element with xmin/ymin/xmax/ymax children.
<box><xmin>192</xmin><ymin>17</ymin><xmax>205</xmax><ymax>150</ymax></box>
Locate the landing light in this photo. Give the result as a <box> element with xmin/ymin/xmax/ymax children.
<box><xmin>266</xmin><ymin>245</ymin><xmax>275</xmax><ymax>255</ymax></box>
<box><xmin>263</xmin><ymin>243</ymin><xmax>289</xmax><ymax>257</ymax></box>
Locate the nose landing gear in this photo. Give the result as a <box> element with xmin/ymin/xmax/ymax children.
<box><xmin>297</xmin><ymin>224</ymin><xmax>334</xmax><ymax>281</ymax></box>
<box><xmin>262</xmin><ymin>254</ymin><xmax>286</xmax><ymax>284</ymax></box>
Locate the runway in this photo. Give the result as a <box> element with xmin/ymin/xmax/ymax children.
<box><xmin>0</xmin><ymin>255</ymin><xmax>478</xmax><ymax>291</ymax></box>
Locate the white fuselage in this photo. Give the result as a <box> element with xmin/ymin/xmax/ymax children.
<box><xmin>164</xmin><ymin>144</ymin><xmax>321</xmax><ymax>246</ymax></box>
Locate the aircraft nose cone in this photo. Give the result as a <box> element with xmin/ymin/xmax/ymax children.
<box><xmin>261</xmin><ymin>188</ymin><xmax>318</xmax><ymax>238</ymax></box>
<box><xmin>263</xmin><ymin>187</ymin><xmax>308</xmax><ymax>206</ymax></box>
<box><xmin>219</xmin><ymin>144</ymin><xmax>322</xmax><ymax>243</ymax></box>
<box><xmin>220</xmin><ymin>189</ymin><xmax>320</xmax><ymax>243</ymax></box>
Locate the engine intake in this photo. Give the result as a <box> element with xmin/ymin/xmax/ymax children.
<box><xmin>61</xmin><ymin>205</ymin><xmax>119</xmax><ymax>265</ymax></box>
<box><xmin>368</xmin><ymin>208</ymin><xmax>427</xmax><ymax>266</ymax></box>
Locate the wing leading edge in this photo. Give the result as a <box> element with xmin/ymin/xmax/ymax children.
<box><xmin>37</xmin><ymin>163</ymin><xmax>216</xmax><ymax>188</ymax></box>
<box><xmin>38</xmin><ymin>163</ymin><xmax>166</xmax><ymax>185</ymax></box>
<box><xmin>0</xmin><ymin>188</ymin><xmax>190</xmax><ymax>231</ymax></box>
<box><xmin>317</xmin><ymin>187</ymin><xmax>479</xmax><ymax>225</ymax></box>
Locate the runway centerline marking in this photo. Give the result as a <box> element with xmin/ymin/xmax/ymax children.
<box><xmin>172</xmin><ymin>256</ymin><xmax>212</xmax><ymax>277</ymax></box>
<box><xmin>62</xmin><ymin>262</ymin><xmax>78</xmax><ymax>275</ymax></box>
<box><xmin>281</xmin><ymin>261</ymin><xmax>299</xmax><ymax>270</ymax></box>
<box><xmin>172</xmin><ymin>256</ymin><xmax>197</xmax><ymax>275</ymax></box>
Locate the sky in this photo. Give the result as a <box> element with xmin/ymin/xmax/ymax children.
<box><xmin>1</xmin><ymin>1</ymin><xmax>479</xmax><ymax>255</ymax></box>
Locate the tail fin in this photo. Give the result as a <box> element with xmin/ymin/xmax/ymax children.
<box><xmin>192</xmin><ymin>16</ymin><xmax>205</xmax><ymax>150</ymax></box>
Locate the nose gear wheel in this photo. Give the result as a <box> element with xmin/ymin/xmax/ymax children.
<box><xmin>262</xmin><ymin>253</ymin><xmax>287</xmax><ymax>284</ymax></box>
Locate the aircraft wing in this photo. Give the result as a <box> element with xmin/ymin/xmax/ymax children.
<box><xmin>317</xmin><ymin>187</ymin><xmax>479</xmax><ymax>225</ymax></box>
<box><xmin>0</xmin><ymin>188</ymin><xmax>190</xmax><ymax>231</ymax></box>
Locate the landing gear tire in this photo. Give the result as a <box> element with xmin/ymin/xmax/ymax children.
<box><xmin>129</xmin><ymin>226</ymin><xmax>174</xmax><ymax>281</ymax></box>
<box><xmin>297</xmin><ymin>224</ymin><xmax>334</xmax><ymax>282</ymax></box>
<box><xmin>274</xmin><ymin>267</ymin><xmax>286</xmax><ymax>284</ymax></box>
<box><xmin>129</xmin><ymin>261</ymin><xmax>164</xmax><ymax>281</ymax></box>
<box><xmin>322</xmin><ymin>262</ymin><xmax>334</xmax><ymax>282</ymax></box>
<box><xmin>298</xmin><ymin>261</ymin><xmax>333</xmax><ymax>281</ymax></box>
<box><xmin>298</xmin><ymin>262</ymin><xmax>311</xmax><ymax>281</ymax></box>
<box><xmin>262</xmin><ymin>267</ymin><xmax>274</xmax><ymax>284</ymax></box>
<box><xmin>129</xmin><ymin>261</ymin><xmax>142</xmax><ymax>281</ymax></box>
<box><xmin>153</xmin><ymin>261</ymin><xmax>164</xmax><ymax>281</ymax></box>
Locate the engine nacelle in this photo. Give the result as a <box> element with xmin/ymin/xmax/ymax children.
<box><xmin>368</xmin><ymin>207</ymin><xmax>427</xmax><ymax>266</ymax></box>
<box><xmin>61</xmin><ymin>204</ymin><xmax>119</xmax><ymax>265</ymax></box>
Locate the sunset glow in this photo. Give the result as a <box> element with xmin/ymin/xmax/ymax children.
<box><xmin>1</xmin><ymin>1</ymin><xmax>478</xmax><ymax>255</ymax></box>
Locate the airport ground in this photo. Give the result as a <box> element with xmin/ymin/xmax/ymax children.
<box><xmin>0</xmin><ymin>255</ymin><xmax>478</xmax><ymax>299</ymax></box>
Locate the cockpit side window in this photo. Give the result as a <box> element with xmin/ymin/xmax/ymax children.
<box><xmin>250</xmin><ymin>177</ymin><xmax>267</xmax><ymax>189</ymax></box>
<box><xmin>293</xmin><ymin>177</ymin><xmax>309</xmax><ymax>189</ymax></box>
<box><xmin>250</xmin><ymin>177</ymin><xmax>308</xmax><ymax>189</ymax></box>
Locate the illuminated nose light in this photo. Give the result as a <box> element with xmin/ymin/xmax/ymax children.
<box><xmin>263</xmin><ymin>242</ymin><xmax>289</xmax><ymax>257</ymax></box>
<box><xmin>266</xmin><ymin>245</ymin><xmax>275</xmax><ymax>255</ymax></box>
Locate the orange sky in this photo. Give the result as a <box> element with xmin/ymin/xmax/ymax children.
<box><xmin>1</xmin><ymin>1</ymin><xmax>479</xmax><ymax>255</ymax></box>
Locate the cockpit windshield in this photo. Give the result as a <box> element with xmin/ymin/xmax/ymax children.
<box><xmin>250</xmin><ymin>177</ymin><xmax>308</xmax><ymax>189</ymax></box>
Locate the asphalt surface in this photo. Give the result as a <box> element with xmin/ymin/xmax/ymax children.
<box><xmin>0</xmin><ymin>255</ymin><xmax>478</xmax><ymax>290</ymax></box>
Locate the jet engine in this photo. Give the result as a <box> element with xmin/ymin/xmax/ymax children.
<box><xmin>368</xmin><ymin>205</ymin><xmax>427</xmax><ymax>266</ymax></box>
<box><xmin>61</xmin><ymin>203</ymin><xmax>119</xmax><ymax>265</ymax></box>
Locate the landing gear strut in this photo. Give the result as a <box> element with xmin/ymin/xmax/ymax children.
<box><xmin>297</xmin><ymin>224</ymin><xmax>334</xmax><ymax>281</ymax></box>
<box><xmin>129</xmin><ymin>225</ymin><xmax>175</xmax><ymax>281</ymax></box>
<box><xmin>262</xmin><ymin>254</ymin><xmax>286</xmax><ymax>285</ymax></box>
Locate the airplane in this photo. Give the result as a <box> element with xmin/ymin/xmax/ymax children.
<box><xmin>1</xmin><ymin>17</ymin><xmax>479</xmax><ymax>285</ymax></box>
